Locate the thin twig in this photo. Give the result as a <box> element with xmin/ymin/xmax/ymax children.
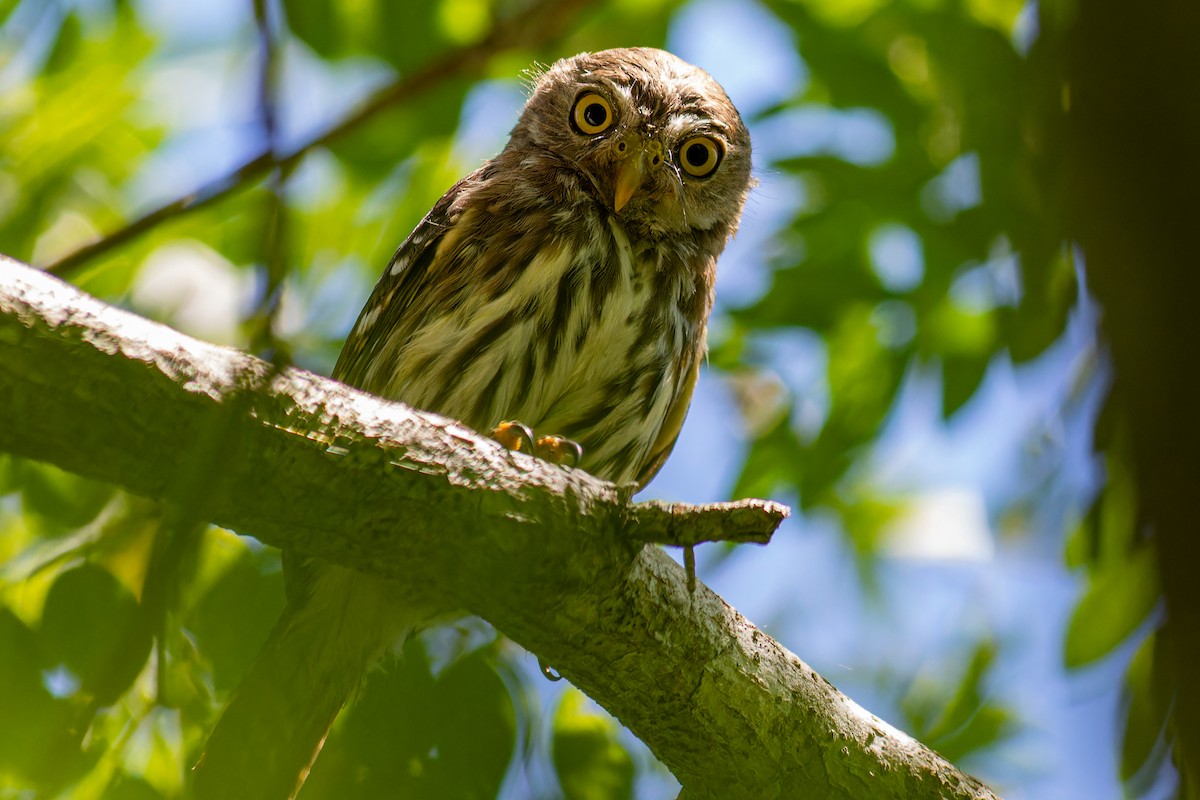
<box><xmin>43</xmin><ymin>0</ymin><xmax>599</xmax><ymax>278</ymax></box>
<box><xmin>248</xmin><ymin>0</ymin><xmax>288</xmax><ymax>360</ymax></box>
<box><xmin>145</xmin><ymin>2</ymin><xmax>294</xmax><ymax>709</ymax></box>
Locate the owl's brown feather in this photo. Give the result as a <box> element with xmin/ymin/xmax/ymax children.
<box><xmin>196</xmin><ymin>47</ymin><xmax>751</xmax><ymax>800</ymax></box>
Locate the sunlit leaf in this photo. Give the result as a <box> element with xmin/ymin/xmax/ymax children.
<box><xmin>437</xmin><ymin>0</ymin><xmax>491</xmax><ymax>45</ymax></box>
<box><xmin>1064</xmin><ymin>545</ymin><xmax>1159</xmax><ymax>669</ymax></box>
<box><xmin>127</xmin><ymin>707</ymin><xmax>186</xmax><ymax>797</ymax></box>
<box><xmin>798</xmin><ymin>0</ymin><xmax>889</xmax><ymax>30</ymax></box>
<box><xmin>553</xmin><ymin>689</ymin><xmax>634</xmax><ymax>800</ymax></box>
<box><xmin>965</xmin><ymin>0</ymin><xmax>1025</xmax><ymax>35</ymax></box>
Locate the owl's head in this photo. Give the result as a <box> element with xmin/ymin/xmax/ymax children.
<box><xmin>510</xmin><ymin>47</ymin><xmax>752</xmax><ymax>237</ymax></box>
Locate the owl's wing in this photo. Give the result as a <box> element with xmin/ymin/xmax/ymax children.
<box><xmin>331</xmin><ymin>171</ymin><xmax>479</xmax><ymax>390</ymax></box>
<box><xmin>634</xmin><ymin>306</ymin><xmax>708</xmax><ymax>490</ymax></box>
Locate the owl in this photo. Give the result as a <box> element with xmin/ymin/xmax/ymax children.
<box><xmin>335</xmin><ymin>46</ymin><xmax>753</xmax><ymax>486</ymax></box>
<box><xmin>195</xmin><ymin>47</ymin><xmax>752</xmax><ymax>800</ymax></box>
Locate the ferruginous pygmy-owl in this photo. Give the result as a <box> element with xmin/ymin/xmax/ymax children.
<box><xmin>195</xmin><ymin>47</ymin><xmax>752</xmax><ymax>799</ymax></box>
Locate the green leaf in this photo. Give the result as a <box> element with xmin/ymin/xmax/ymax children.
<box><xmin>16</xmin><ymin>461</ymin><xmax>116</xmax><ymax>535</ymax></box>
<box><xmin>553</xmin><ymin>689</ymin><xmax>634</xmax><ymax>800</ymax></box>
<box><xmin>941</xmin><ymin>352</ymin><xmax>990</xmax><ymax>417</ymax></box>
<box><xmin>925</xmin><ymin>644</ymin><xmax>1013</xmax><ymax>762</ymax></box>
<box><xmin>104</xmin><ymin>774</ymin><xmax>166</xmax><ymax>800</ymax></box>
<box><xmin>426</xmin><ymin>649</ymin><xmax>517</xmax><ymax>797</ymax></box>
<box><xmin>932</xmin><ymin>705</ymin><xmax>1015</xmax><ymax>765</ymax></box>
<box><xmin>302</xmin><ymin>639</ymin><xmax>516</xmax><ymax>800</ymax></box>
<box><xmin>0</xmin><ymin>607</ymin><xmax>97</xmax><ymax>787</ymax></box>
<box><xmin>375</xmin><ymin>0</ymin><xmax>444</xmax><ymax>72</ymax></box>
<box><xmin>282</xmin><ymin>0</ymin><xmax>452</xmax><ymax>71</ymax></box>
<box><xmin>1064</xmin><ymin>545</ymin><xmax>1159</xmax><ymax>668</ymax></box>
<box><xmin>0</xmin><ymin>453</ymin><xmax>16</xmax><ymax>495</ymax></box>
<box><xmin>300</xmin><ymin>638</ymin><xmax>438</xmax><ymax>799</ymax></box>
<box><xmin>731</xmin><ymin>415</ymin><xmax>805</xmax><ymax>501</ymax></box>
<box><xmin>1120</xmin><ymin>632</ymin><xmax>1170</xmax><ymax>782</ymax></box>
<box><xmin>1004</xmin><ymin>247</ymin><xmax>1077</xmax><ymax>362</ymax></box>
<box><xmin>902</xmin><ymin>641</ymin><xmax>1015</xmax><ymax>764</ymax></box>
<box><xmin>281</xmin><ymin>0</ymin><xmax>343</xmax><ymax>59</ymax></box>
<box><xmin>184</xmin><ymin>549</ymin><xmax>285</xmax><ymax>692</ymax></box>
<box><xmin>0</xmin><ymin>0</ymin><xmax>18</xmax><ymax>26</ymax></box>
<box><xmin>37</xmin><ymin>563</ymin><xmax>151</xmax><ymax>703</ymax></box>
<box><xmin>923</xmin><ymin>301</ymin><xmax>996</xmax><ymax>358</ymax></box>
<box><xmin>1097</xmin><ymin>458</ymin><xmax>1138</xmax><ymax>567</ymax></box>
<box><xmin>1062</xmin><ymin>512</ymin><xmax>1092</xmax><ymax>571</ymax></box>
<box><xmin>43</xmin><ymin>11</ymin><xmax>84</xmax><ymax>74</ymax></box>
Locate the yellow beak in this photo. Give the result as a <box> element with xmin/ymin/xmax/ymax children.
<box><xmin>613</xmin><ymin>139</ymin><xmax>665</xmax><ymax>212</ymax></box>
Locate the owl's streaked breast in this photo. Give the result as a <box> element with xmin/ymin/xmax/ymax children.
<box><xmin>364</xmin><ymin>182</ymin><xmax>703</xmax><ymax>485</ymax></box>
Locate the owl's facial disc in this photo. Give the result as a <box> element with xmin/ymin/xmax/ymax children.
<box><xmin>613</xmin><ymin>134</ymin><xmax>665</xmax><ymax>212</ymax></box>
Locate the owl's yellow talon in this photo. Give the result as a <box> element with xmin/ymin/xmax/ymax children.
<box><xmin>492</xmin><ymin>421</ymin><xmax>537</xmax><ymax>453</ymax></box>
<box><xmin>535</xmin><ymin>435</ymin><xmax>583</xmax><ymax>468</ymax></box>
<box><xmin>492</xmin><ymin>422</ymin><xmax>583</xmax><ymax>469</ymax></box>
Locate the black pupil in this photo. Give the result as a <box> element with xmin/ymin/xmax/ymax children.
<box><xmin>583</xmin><ymin>102</ymin><xmax>607</xmax><ymax>128</ymax></box>
<box><xmin>686</xmin><ymin>142</ymin><xmax>710</xmax><ymax>168</ymax></box>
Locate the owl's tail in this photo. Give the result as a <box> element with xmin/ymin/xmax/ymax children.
<box><xmin>192</xmin><ymin>565</ymin><xmax>412</xmax><ymax>800</ymax></box>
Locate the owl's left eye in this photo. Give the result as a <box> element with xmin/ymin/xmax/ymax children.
<box><xmin>678</xmin><ymin>136</ymin><xmax>722</xmax><ymax>178</ymax></box>
<box><xmin>571</xmin><ymin>92</ymin><xmax>615</xmax><ymax>135</ymax></box>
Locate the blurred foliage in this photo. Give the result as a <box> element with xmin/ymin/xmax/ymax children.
<box><xmin>724</xmin><ymin>0</ymin><xmax>1073</xmax><ymax>504</ymax></box>
<box><xmin>0</xmin><ymin>0</ymin><xmax>1175</xmax><ymax>797</ymax></box>
<box><xmin>552</xmin><ymin>690</ymin><xmax>634</xmax><ymax>800</ymax></box>
<box><xmin>301</xmin><ymin>637</ymin><xmax>518</xmax><ymax>799</ymax></box>
<box><xmin>900</xmin><ymin>641</ymin><xmax>1015</xmax><ymax>767</ymax></box>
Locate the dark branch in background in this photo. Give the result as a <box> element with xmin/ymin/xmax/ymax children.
<box><xmin>248</xmin><ymin>0</ymin><xmax>289</xmax><ymax>359</ymax></box>
<box><xmin>141</xmin><ymin>0</ymin><xmax>296</xmax><ymax>712</ymax></box>
<box><xmin>0</xmin><ymin>256</ymin><xmax>1000</xmax><ymax>799</ymax></box>
<box><xmin>42</xmin><ymin>0</ymin><xmax>599</xmax><ymax>278</ymax></box>
<box><xmin>1066</xmin><ymin>0</ymin><xmax>1200</xmax><ymax>783</ymax></box>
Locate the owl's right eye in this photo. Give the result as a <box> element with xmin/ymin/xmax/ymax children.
<box><xmin>571</xmin><ymin>92</ymin><xmax>615</xmax><ymax>135</ymax></box>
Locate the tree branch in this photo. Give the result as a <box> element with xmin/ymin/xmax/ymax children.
<box><xmin>0</xmin><ymin>256</ymin><xmax>1000</xmax><ymax>799</ymax></box>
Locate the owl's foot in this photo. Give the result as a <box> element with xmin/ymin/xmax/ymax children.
<box><xmin>492</xmin><ymin>421</ymin><xmax>583</xmax><ymax>468</ymax></box>
<box><xmin>532</xmin><ymin>434</ymin><xmax>584</xmax><ymax>467</ymax></box>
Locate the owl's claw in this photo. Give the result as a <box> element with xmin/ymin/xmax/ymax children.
<box><xmin>492</xmin><ymin>421</ymin><xmax>537</xmax><ymax>454</ymax></box>
<box><xmin>492</xmin><ymin>422</ymin><xmax>583</xmax><ymax>469</ymax></box>
<box><xmin>535</xmin><ymin>435</ymin><xmax>583</xmax><ymax>468</ymax></box>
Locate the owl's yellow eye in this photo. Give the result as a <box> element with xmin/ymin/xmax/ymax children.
<box><xmin>571</xmin><ymin>92</ymin><xmax>615</xmax><ymax>135</ymax></box>
<box><xmin>678</xmin><ymin>136</ymin><xmax>722</xmax><ymax>178</ymax></box>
